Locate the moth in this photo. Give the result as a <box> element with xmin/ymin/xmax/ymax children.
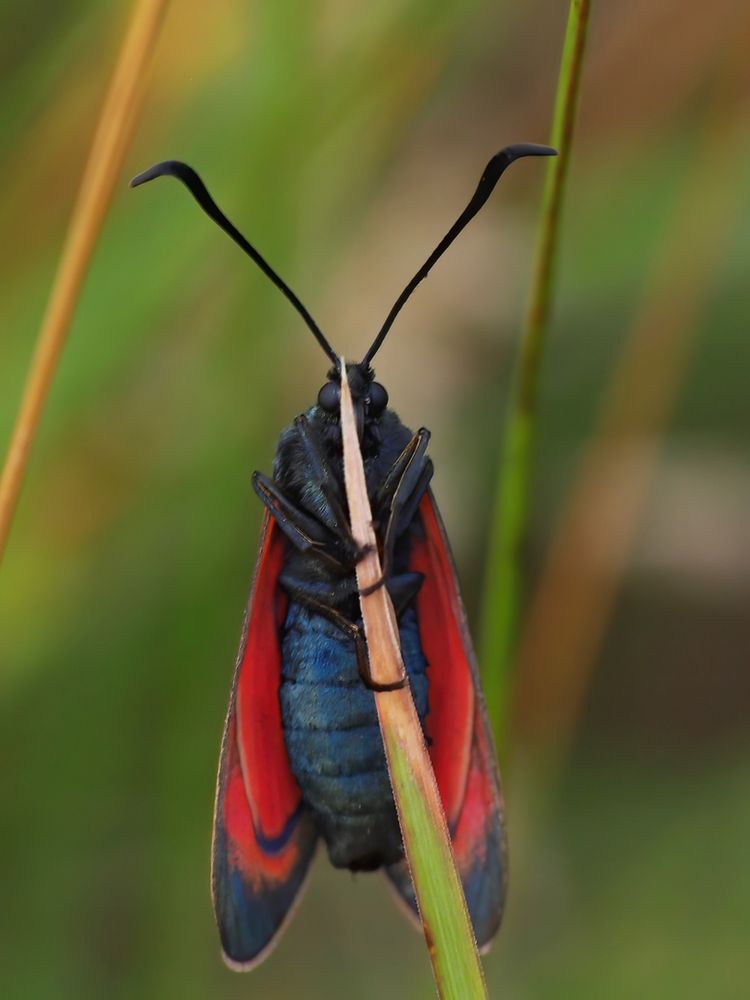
<box><xmin>132</xmin><ymin>142</ymin><xmax>554</xmax><ymax>969</ymax></box>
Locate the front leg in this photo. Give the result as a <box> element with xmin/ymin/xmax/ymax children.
<box><xmin>293</xmin><ymin>414</ymin><xmax>356</xmax><ymax>545</ymax></box>
<box><xmin>365</xmin><ymin>429</ymin><xmax>434</xmax><ymax>587</ymax></box>
<box><xmin>253</xmin><ymin>472</ymin><xmax>358</xmax><ymax>573</ymax></box>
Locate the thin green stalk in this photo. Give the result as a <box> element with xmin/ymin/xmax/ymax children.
<box><xmin>480</xmin><ymin>0</ymin><xmax>591</xmax><ymax>747</ymax></box>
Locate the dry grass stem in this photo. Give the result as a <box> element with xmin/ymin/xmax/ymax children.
<box><xmin>0</xmin><ymin>0</ymin><xmax>169</xmax><ymax>564</ymax></box>
<box><xmin>339</xmin><ymin>365</ymin><xmax>487</xmax><ymax>999</ymax></box>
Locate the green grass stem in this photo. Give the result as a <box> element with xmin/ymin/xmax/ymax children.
<box><xmin>479</xmin><ymin>0</ymin><xmax>591</xmax><ymax>749</ymax></box>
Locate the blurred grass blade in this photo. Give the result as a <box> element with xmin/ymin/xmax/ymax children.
<box><xmin>480</xmin><ymin>0</ymin><xmax>591</xmax><ymax>746</ymax></box>
<box><xmin>511</xmin><ymin>51</ymin><xmax>745</xmax><ymax>767</ymax></box>
<box><xmin>0</xmin><ymin>0</ymin><xmax>169</xmax><ymax>565</ymax></box>
<box><xmin>339</xmin><ymin>364</ymin><xmax>487</xmax><ymax>999</ymax></box>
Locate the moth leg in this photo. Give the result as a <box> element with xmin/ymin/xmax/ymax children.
<box><xmin>385</xmin><ymin>571</ymin><xmax>424</xmax><ymax>619</ymax></box>
<box><xmin>253</xmin><ymin>472</ymin><xmax>327</xmax><ymax>547</ymax></box>
<box><xmin>374</xmin><ymin>429</ymin><xmax>430</xmax><ymax>513</ymax></box>
<box><xmin>359</xmin><ymin>567</ymin><xmax>424</xmax><ymax>620</ymax></box>
<box><xmin>284</xmin><ymin>588</ymin><xmax>406</xmax><ymax>693</ymax></box>
<box><xmin>293</xmin><ymin>415</ymin><xmax>357</xmax><ymax>545</ymax></box>
<box><xmin>278</xmin><ymin>570</ymin><xmax>358</xmax><ymax>607</ymax></box>
<box><xmin>260</xmin><ymin>420</ymin><xmax>366</xmax><ymax>567</ymax></box>
<box><xmin>385</xmin><ymin>461</ymin><xmax>433</xmax><ymax>554</ymax></box>
<box><xmin>253</xmin><ymin>472</ymin><xmax>353</xmax><ymax>573</ymax></box>
<box><xmin>281</xmin><ymin>564</ymin><xmax>421</xmax><ymax>624</ymax></box>
<box><xmin>366</xmin><ymin>429</ymin><xmax>434</xmax><ymax>588</ymax></box>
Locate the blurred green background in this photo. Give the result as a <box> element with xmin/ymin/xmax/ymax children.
<box><xmin>2</xmin><ymin>1</ymin><xmax>749</xmax><ymax>997</ymax></box>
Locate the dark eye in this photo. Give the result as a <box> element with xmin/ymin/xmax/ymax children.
<box><xmin>317</xmin><ymin>381</ymin><xmax>341</xmax><ymax>412</ymax></box>
<box><xmin>368</xmin><ymin>382</ymin><xmax>388</xmax><ymax>416</ymax></box>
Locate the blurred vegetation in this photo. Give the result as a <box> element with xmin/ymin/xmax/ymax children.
<box><xmin>1</xmin><ymin>1</ymin><xmax>749</xmax><ymax>998</ymax></box>
<box><xmin>480</xmin><ymin>0</ymin><xmax>589</xmax><ymax>747</ymax></box>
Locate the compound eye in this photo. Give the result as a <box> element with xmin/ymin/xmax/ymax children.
<box><xmin>317</xmin><ymin>381</ymin><xmax>341</xmax><ymax>412</ymax></box>
<box><xmin>368</xmin><ymin>382</ymin><xmax>388</xmax><ymax>416</ymax></box>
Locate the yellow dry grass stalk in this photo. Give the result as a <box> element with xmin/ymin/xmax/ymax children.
<box><xmin>339</xmin><ymin>364</ymin><xmax>487</xmax><ymax>999</ymax></box>
<box><xmin>0</xmin><ymin>0</ymin><xmax>169</xmax><ymax>565</ymax></box>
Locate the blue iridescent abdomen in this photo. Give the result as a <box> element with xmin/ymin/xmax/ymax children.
<box><xmin>280</xmin><ymin>601</ymin><xmax>428</xmax><ymax>869</ymax></box>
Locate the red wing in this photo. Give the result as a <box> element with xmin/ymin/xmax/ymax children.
<box><xmin>386</xmin><ymin>491</ymin><xmax>507</xmax><ymax>949</ymax></box>
<box><xmin>211</xmin><ymin>513</ymin><xmax>317</xmax><ymax>969</ymax></box>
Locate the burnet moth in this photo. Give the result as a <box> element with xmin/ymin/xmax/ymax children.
<box><xmin>131</xmin><ymin>142</ymin><xmax>555</xmax><ymax>970</ymax></box>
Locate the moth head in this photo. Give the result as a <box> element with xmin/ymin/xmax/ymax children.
<box><xmin>317</xmin><ymin>363</ymin><xmax>388</xmax><ymax>419</ymax></box>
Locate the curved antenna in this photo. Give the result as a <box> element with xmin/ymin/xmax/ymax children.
<box><xmin>361</xmin><ymin>143</ymin><xmax>557</xmax><ymax>368</ymax></box>
<box><xmin>130</xmin><ymin>161</ymin><xmax>338</xmax><ymax>365</ymax></box>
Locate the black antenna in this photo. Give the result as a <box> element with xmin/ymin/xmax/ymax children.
<box><xmin>361</xmin><ymin>143</ymin><xmax>557</xmax><ymax>368</ymax></box>
<box><xmin>130</xmin><ymin>161</ymin><xmax>338</xmax><ymax>366</ymax></box>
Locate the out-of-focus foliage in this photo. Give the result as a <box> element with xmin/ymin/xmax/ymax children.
<box><xmin>1</xmin><ymin>1</ymin><xmax>748</xmax><ymax>997</ymax></box>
